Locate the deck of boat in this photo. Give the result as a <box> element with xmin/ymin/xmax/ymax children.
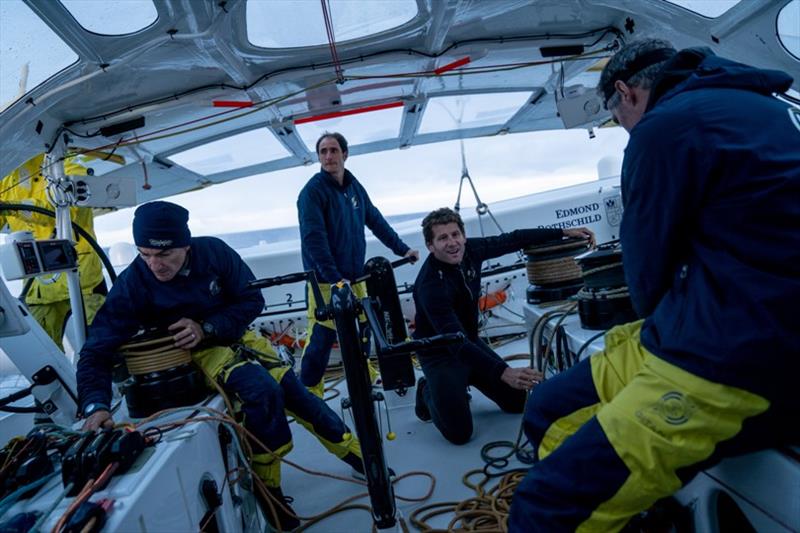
<box><xmin>281</xmin><ymin>337</ymin><xmax>532</xmax><ymax>532</ymax></box>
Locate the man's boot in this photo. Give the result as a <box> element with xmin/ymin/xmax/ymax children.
<box><xmin>257</xmin><ymin>485</ymin><xmax>300</xmax><ymax>531</ymax></box>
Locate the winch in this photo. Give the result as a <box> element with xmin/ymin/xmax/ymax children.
<box><xmin>525</xmin><ymin>237</ymin><xmax>590</xmax><ymax>304</ymax></box>
<box><xmin>575</xmin><ymin>242</ymin><xmax>637</xmax><ymax>330</ymax></box>
<box><xmin>120</xmin><ymin>333</ymin><xmax>207</xmax><ymax>418</ymax></box>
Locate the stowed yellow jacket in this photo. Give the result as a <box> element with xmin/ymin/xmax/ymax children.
<box><xmin>0</xmin><ymin>154</ymin><xmax>104</xmax><ymax>304</ymax></box>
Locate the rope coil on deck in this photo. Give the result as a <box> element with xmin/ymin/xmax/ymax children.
<box><xmin>409</xmin><ymin>468</ymin><xmax>527</xmax><ymax>532</ymax></box>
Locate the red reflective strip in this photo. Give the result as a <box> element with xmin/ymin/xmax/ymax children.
<box><xmin>212</xmin><ymin>100</ymin><xmax>254</xmax><ymax>108</ymax></box>
<box><xmin>295</xmin><ymin>101</ymin><xmax>404</xmax><ymax>124</ymax></box>
<box><xmin>434</xmin><ymin>56</ymin><xmax>471</xmax><ymax>75</ymax></box>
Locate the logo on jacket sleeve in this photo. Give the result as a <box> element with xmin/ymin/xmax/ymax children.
<box><xmin>209</xmin><ymin>278</ymin><xmax>221</xmax><ymax>296</ymax></box>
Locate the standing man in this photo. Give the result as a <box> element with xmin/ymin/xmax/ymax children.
<box><xmin>77</xmin><ymin>201</ymin><xmax>365</xmax><ymax>531</ymax></box>
<box><xmin>509</xmin><ymin>39</ymin><xmax>800</xmax><ymax>531</ymax></box>
<box><xmin>0</xmin><ymin>154</ymin><xmax>106</xmax><ymax>351</ymax></box>
<box><xmin>297</xmin><ymin>132</ymin><xmax>418</xmax><ymax>397</ymax></box>
<box><xmin>412</xmin><ymin>207</ymin><xmax>594</xmax><ymax>444</ymax></box>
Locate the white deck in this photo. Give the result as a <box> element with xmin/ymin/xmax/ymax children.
<box><xmin>282</xmin><ymin>338</ymin><xmax>533</xmax><ymax>532</ymax></box>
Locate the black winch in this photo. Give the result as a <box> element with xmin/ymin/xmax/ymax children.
<box><xmin>575</xmin><ymin>242</ymin><xmax>638</xmax><ymax>330</ymax></box>
<box><xmin>120</xmin><ymin>333</ymin><xmax>208</xmax><ymax>418</ymax></box>
<box><xmin>525</xmin><ymin>237</ymin><xmax>590</xmax><ymax>304</ymax></box>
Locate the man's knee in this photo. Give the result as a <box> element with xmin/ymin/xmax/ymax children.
<box><xmin>435</xmin><ymin>416</ymin><xmax>473</xmax><ymax>445</ymax></box>
<box><xmin>226</xmin><ymin>365</ymin><xmax>282</xmax><ymax>409</ymax></box>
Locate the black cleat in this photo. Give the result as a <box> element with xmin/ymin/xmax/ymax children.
<box><xmin>414</xmin><ymin>377</ymin><xmax>432</xmax><ymax>422</ymax></box>
<box><xmin>257</xmin><ymin>485</ymin><xmax>300</xmax><ymax>531</ymax></box>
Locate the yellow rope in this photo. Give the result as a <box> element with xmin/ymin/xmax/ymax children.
<box><xmin>409</xmin><ymin>469</ymin><xmax>528</xmax><ymax>532</ymax></box>
<box><xmin>119</xmin><ymin>335</ymin><xmax>191</xmax><ymax>375</ymax></box>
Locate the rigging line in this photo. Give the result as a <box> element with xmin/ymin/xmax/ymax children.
<box><xmin>320</xmin><ymin>0</ymin><xmax>344</xmax><ymax>83</ymax></box>
<box><xmin>344</xmin><ymin>48</ymin><xmax>612</xmax><ymax>80</ymax></box>
<box><xmin>61</xmin><ymin>26</ymin><xmax>622</xmax><ymax>129</ymax></box>
<box><xmin>60</xmin><ymin>77</ymin><xmax>337</xmax><ymax>158</ymax></box>
<box><xmin>45</xmin><ymin>46</ymin><xmax>608</xmax><ymax>158</ymax></box>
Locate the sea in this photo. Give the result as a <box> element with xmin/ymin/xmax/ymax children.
<box><xmin>208</xmin><ymin>212</ymin><xmax>426</xmax><ymax>250</ymax></box>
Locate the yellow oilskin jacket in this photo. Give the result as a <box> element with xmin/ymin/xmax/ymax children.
<box><xmin>0</xmin><ymin>154</ymin><xmax>104</xmax><ymax>304</ymax></box>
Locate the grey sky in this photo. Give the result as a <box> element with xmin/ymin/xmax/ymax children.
<box><xmin>93</xmin><ymin>127</ymin><xmax>629</xmax><ymax>245</ymax></box>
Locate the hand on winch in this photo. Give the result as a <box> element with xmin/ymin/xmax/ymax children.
<box><xmin>563</xmin><ymin>227</ymin><xmax>596</xmax><ymax>248</ymax></box>
<box><xmin>169</xmin><ymin>318</ymin><xmax>205</xmax><ymax>349</ymax></box>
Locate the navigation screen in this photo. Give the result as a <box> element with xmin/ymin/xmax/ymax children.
<box><xmin>36</xmin><ymin>241</ymin><xmax>78</xmax><ymax>271</ymax></box>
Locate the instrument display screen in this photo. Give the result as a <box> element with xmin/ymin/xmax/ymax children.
<box><xmin>36</xmin><ymin>240</ymin><xmax>78</xmax><ymax>271</ymax></box>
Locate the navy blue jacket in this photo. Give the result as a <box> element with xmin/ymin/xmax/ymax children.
<box><xmin>298</xmin><ymin>169</ymin><xmax>410</xmax><ymax>282</ymax></box>
<box><xmin>76</xmin><ymin>237</ymin><xmax>264</xmax><ymax>410</ymax></box>
<box><xmin>413</xmin><ymin>229</ymin><xmax>562</xmax><ymax>380</ymax></box>
<box><xmin>620</xmin><ymin>49</ymin><xmax>800</xmax><ymax>404</ymax></box>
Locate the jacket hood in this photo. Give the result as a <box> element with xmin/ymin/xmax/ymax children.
<box><xmin>647</xmin><ymin>47</ymin><xmax>794</xmax><ymax>112</ymax></box>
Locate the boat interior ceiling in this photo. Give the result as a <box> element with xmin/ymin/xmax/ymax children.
<box><xmin>0</xmin><ymin>0</ymin><xmax>797</xmax><ymax>202</ymax></box>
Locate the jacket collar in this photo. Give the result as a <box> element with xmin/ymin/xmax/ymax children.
<box><xmin>319</xmin><ymin>168</ymin><xmax>354</xmax><ymax>189</ymax></box>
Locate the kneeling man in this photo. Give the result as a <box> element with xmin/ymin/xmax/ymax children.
<box><xmin>412</xmin><ymin>207</ymin><xmax>594</xmax><ymax>444</ymax></box>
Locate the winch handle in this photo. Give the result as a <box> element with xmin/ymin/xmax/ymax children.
<box><xmin>354</xmin><ymin>256</ymin><xmax>414</xmax><ymax>284</ymax></box>
<box><xmin>378</xmin><ymin>332</ymin><xmax>465</xmax><ymax>357</ymax></box>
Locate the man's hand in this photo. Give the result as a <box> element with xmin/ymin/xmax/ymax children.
<box><xmin>501</xmin><ymin>367</ymin><xmax>543</xmax><ymax>391</ymax></box>
<box><xmin>563</xmin><ymin>227</ymin><xmax>596</xmax><ymax>248</ymax></box>
<box><xmin>405</xmin><ymin>249</ymin><xmax>420</xmax><ymax>263</ymax></box>
<box><xmin>82</xmin><ymin>410</ymin><xmax>113</xmax><ymax>431</ymax></box>
<box><xmin>169</xmin><ymin>318</ymin><xmax>204</xmax><ymax>349</ymax></box>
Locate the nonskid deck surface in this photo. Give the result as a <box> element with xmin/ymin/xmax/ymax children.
<box><xmin>281</xmin><ymin>338</ymin><xmax>532</xmax><ymax>532</ymax></box>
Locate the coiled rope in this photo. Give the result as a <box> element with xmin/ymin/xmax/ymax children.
<box><xmin>409</xmin><ymin>468</ymin><xmax>528</xmax><ymax>532</ymax></box>
<box><xmin>524</xmin><ymin>238</ymin><xmax>589</xmax><ymax>287</ymax></box>
<box><xmin>119</xmin><ymin>335</ymin><xmax>191</xmax><ymax>375</ymax></box>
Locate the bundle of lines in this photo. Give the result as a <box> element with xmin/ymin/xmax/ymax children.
<box><xmin>575</xmin><ymin>243</ymin><xmax>637</xmax><ymax>330</ymax></box>
<box><xmin>524</xmin><ymin>237</ymin><xmax>590</xmax><ymax>304</ymax></box>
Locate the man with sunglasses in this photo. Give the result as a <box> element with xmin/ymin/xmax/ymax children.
<box><xmin>509</xmin><ymin>38</ymin><xmax>800</xmax><ymax>531</ymax></box>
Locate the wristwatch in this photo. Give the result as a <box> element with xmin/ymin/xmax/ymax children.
<box><xmin>83</xmin><ymin>402</ymin><xmax>108</xmax><ymax>417</ymax></box>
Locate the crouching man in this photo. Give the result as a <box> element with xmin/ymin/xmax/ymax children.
<box><xmin>77</xmin><ymin>201</ymin><xmax>365</xmax><ymax>531</ymax></box>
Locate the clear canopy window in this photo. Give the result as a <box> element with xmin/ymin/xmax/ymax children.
<box><xmin>246</xmin><ymin>0</ymin><xmax>417</xmax><ymax>48</ymax></box>
<box><xmin>295</xmin><ymin>105</ymin><xmax>404</xmax><ymax>152</ymax></box>
<box><xmin>778</xmin><ymin>0</ymin><xmax>800</xmax><ymax>60</ymax></box>
<box><xmin>169</xmin><ymin>128</ymin><xmax>290</xmax><ymax>176</ymax></box>
<box><xmin>0</xmin><ymin>0</ymin><xmax>78</xmax><ymax>111</ymax></box>
<box><xmin>418</xmin><ymin>92</ymin><xmax>531</xmax><ymax>135</ymax></box>
<box><xmin>60</xmin><ymin>0</ymin><xmax>158</xmax><ymax>35</ymax></box>
<box><xmin>664</xmin><ymin>0</ymin><xmax>740</xmax><ymax>18</ymax></box>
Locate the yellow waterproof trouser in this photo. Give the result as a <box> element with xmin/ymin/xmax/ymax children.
<box><xmin>28</xmin><ymin>293</ymin><xmax>105</xmax><ymax>351</ymax></box>
<box><xmin>198</xmin><ymin>331</ymin><xmax>361</xmax><ymax>487</ymax></box>
<box><xmin>301</xmin><ymin>281</ymin><xmax>378</xmax><ymax>396</ymax></box>
<box><xmin>509</xmin><ymin>320</ymin><xmax>770</xmax><ymax>532</ymax></box>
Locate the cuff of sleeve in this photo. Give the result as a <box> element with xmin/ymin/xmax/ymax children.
<box><xmin>491</xmin><ymin>360</ymin><xmax>508</xmax><ymax>383</ymax></box>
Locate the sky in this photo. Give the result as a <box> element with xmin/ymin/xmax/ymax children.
<box><xmin>91</xmin><ymin>127</ymin><xmax>630</xmax><ymax>246</ymax></box>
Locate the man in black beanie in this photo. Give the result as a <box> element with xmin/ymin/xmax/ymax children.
<box><xmin>77</xmin><ymin>201</ymin><xmax>365</xmax><ymax>530</ymax></box>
